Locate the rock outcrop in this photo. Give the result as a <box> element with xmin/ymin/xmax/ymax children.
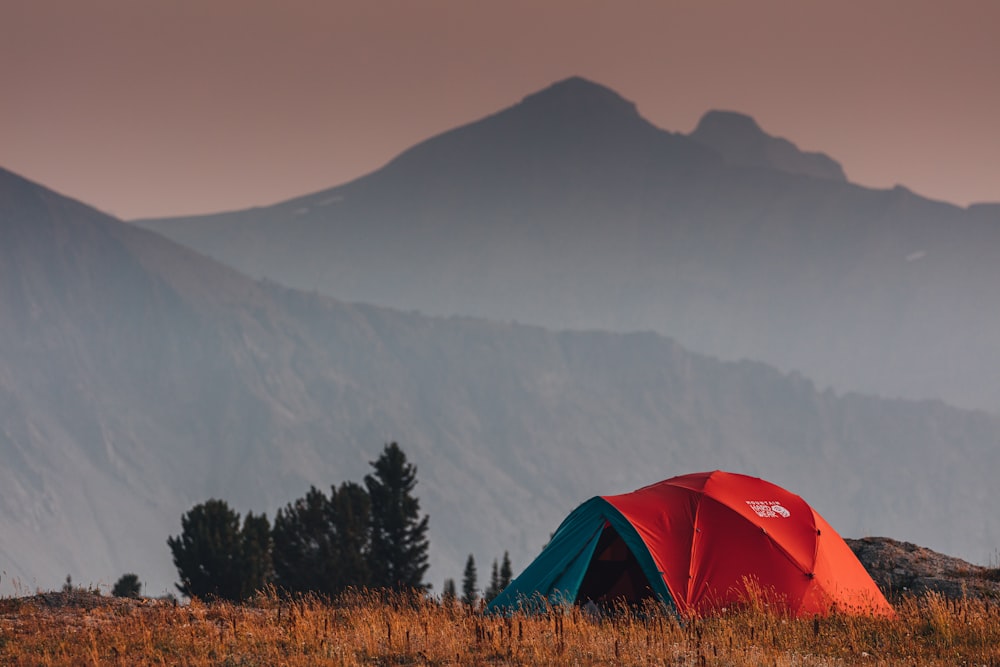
<box><xmin>848</xmin><ymin>536</ymin><xmax>1000</xmax><ymax>600</ymax></box>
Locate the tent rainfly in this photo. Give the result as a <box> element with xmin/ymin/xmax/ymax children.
<box><xmin>488</xmin><ymin>471</ymin><xmax>893</xmax><ymax>617</ymax></box>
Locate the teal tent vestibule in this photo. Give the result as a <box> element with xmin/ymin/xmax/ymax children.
<box><xmin>487</xmin><ymin>496</ymin><xmax>675</xmax><ymax>613</ymax></box>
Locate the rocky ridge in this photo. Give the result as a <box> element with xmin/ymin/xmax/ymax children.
<box><xmin>848</xmin><ymin>536</ymin><xmax>1000</xmax><ymax>600</ymax></box>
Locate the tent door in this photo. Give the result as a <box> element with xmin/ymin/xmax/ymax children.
<box><xmin>574</xmin><ymin>522</ymin><xmax>657</xmax><ymax>607</ymax></box>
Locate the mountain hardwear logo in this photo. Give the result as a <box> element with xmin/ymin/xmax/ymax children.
<box><xmin>747</xmin><ymin>500</ymin><xmax>791</xmax><ymax>518</ymax></box>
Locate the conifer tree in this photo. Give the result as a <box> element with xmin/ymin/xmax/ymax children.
<box><xmin>442</xmin><ymin>578</ymin><xmax>457</xmax><ymax>605</ymax></box>
<box><xmin>365</xmin><ymin>442</ymin><xmax>430</xmax><ymax>590</ymax></box>
<box><xmin>272</xmin><ymin>486</ymin><xmax>335</xmax><ymax>594</ymax></box>
<box><xmin>485</xmin><ymin>558</ymin><xmax>501</xmax><ymax>602</ymax></box>
<box><xmin>499</xmin><ymin>551</ymin><xmax>513</xmax><ymax>590</ymax></box>
<box><xmin>168</xmin><ymin>499</ymin><xmax>266</xmax><ymax>601</ymax></box>
<box><xmin>461</xmin><ymin>554</ymin><xmax>478</xmax><ymax>605</ymax></box>
<box><xmin>239</xmin><ymin>511</ymin><xmax>273</xmax><ymax>599</ymax></box>
<box><xmin>330</xmin><ymin>481</ymin><xmax>372</xmax><ymax>589</ymax></box>
<box><xmin>112</xmin><ymin>573</ymin><xmax>142</xmax><ymax>598</ymax></box>
<box><xmin>271</xmin><ymin>482</ymin><xmax>372</xmax><ymax>595</ymax></box>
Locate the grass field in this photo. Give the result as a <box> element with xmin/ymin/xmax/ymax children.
<box><xmin>1</xmin><ymin>588</ymin><xmax>998</xmax><ymax>665</ymax></box>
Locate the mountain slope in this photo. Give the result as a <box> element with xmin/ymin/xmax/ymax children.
<box><xmin>138</xmin><ymin>77</ymin><xmax>1000</xmax><ymax>413</ymax></box>
<box><xmin>3</xmin><ymin>167</ymin><xmax>999</xmax><ymax>596</ymax></box>
<box><xmin>690</xmin><ymin>109</ymin><xmax>847</xmax><ymax>181</ymax></box>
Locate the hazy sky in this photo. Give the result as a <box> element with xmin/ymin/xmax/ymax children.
<box><xmin>3</xmin><ymin>0</ymin><xmax>998</xmax><ymax>219</ymax></box>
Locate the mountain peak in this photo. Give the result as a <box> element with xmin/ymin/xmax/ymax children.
<box><xmin>361</xmin><ymin>76</ymin><xmax>713</xmax><ymax>191</ymax></box>
<box><xmin>516</xmin><ymin>76</ymin><xmax>640</xmax><ymax>122</ymax></box>
<box><xmin>693</xmin><ymin>110</ymin><xmax>766</xmax><ymax>140</ymax></box>
<box><xmin>690</xmin><ymin>110</ymin><xmax>846</xmax><ymax>182</ymax></box>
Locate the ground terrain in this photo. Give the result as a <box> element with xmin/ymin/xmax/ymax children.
<box><xmin>2</xmin><ymin>539</ymin><xmax>998</xmax><ymax>665</ymax></box>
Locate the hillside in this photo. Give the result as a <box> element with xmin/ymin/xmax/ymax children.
<box><xmin>138</xmin><ymin>77</ymin><xmax>1000</xmax><ymax>413</ymax></box>
<box><xmin>847</xmin><ymin>537</ymin><xmax>1000</xmax><ymax>600</ymax></box>
<box><xmin>2</xmin><ymin>166</ymin><xmax>1000</xmax><ymax>596</ymax></box>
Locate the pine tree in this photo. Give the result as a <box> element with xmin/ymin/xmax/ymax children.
<box><xmin>485</xmin><ymin>558</ymin><xmax>501</xmax><ymax>603</ymax></box>
<box><xmin>239</xmin><ymin>511</ymin><xmax>273</xmax><ymax>599</ymax></box>
<box><xmin>167</xmin><ymin>499</ymin><xmax>253</xmax><ymax>600</ymax></box>
<box><xmin>442</xmin><ymin>578</ymin><xmax>457</xmax><ymax>605</ymax></box>
<box><xmin>461</xmin><ymin>554</ymin><xmax>478</xmax><ymax>605</ymax></box>
<box><xmin>329</xmin><ymin>481</ymin><xmax>372</xmax><ymax>589</ymax></box>
<box><xmin>271</xmin><ymin>482</ymin><xmax>372</xmax><ymax>595</ymax></box>
<box><xmin>272</xmin><ymin>486</ymin><xmax>335</xmax><ymax>594</ymax></box>
<box><xmin>365</xmin><ymin>442</ymin><xmax>430</xmax><ymax>590</ymax></box>
<box><xmin>112</xmin><ymin>573</ymin><xmax>142</xmax><ymax>598</ymax></box>
<box><xmin>499</xmin><ymin>551</ymin><xmax>513</xmax><ymax>590</ymax></box>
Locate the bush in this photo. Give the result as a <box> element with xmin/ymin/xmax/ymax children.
<box><xmin>112</xmin><ymin>573</ymin><xmax>142</xmax><ymax>598</ymax></box>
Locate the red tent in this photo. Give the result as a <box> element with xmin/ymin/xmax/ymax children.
<box><xmin>490</xmin><ymin>471</ymin><xmax>894</xmax><ymax>617</ymax></box>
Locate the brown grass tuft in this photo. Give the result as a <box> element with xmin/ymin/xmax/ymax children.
<box><xmin>1</xmin><ymin>588</ymin><xmax>998</xmax><ymax>665</ymax></box>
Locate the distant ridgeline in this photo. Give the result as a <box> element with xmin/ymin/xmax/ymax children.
<box><xmin>138</xmin><ymin>76</ymin><xmax>1000</xmax><ymax>414</ymax></box>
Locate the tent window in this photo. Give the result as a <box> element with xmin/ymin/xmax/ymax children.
<box><xmin>575</xmin><ymin>523</ymin><xmax>656</xmax><ymax>607</ymax></box>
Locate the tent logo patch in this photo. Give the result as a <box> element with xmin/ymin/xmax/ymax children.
<box><xmin>746</xmin><ymin>500</ymin><xmax>791</xmax><ymax>518</ymax></box>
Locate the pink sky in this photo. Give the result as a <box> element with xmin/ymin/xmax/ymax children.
<box><xmin>3</xmin><ymin>0</ymin><xmax>997</xmax><ymax>219</ymax></box>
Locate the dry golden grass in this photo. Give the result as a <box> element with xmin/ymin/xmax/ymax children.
<box><xmin>1</xmin><ymin>587</ymin><xmax>998</xmax><ymax>666</ymax></box>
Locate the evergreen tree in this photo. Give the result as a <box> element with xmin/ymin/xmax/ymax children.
<box><xmin>272</xmin><ymin>486</ymin><xmax>338</xmax><ymax>594</ymax></box>
<box><xmin>112</xmin><ymin>573</ymin><xmax>142</xmax><ymax>598</ymax></box>
<box><xmin>461</xmin><ymin>554</ymin><xmax>478</xmax><ymax>605</ymax></box>
<box><xmin>365</xmin><ymin>442</ymin><xmax>430</xmax><ymax>590</ymax></box>
<box><xmin>442</xmin><ymin>578</ymin><xmax>457</xmax><ymax>605</ymax></box>
<box><xmin>329</xmin><ymin>481</ymin><xmax>372</xmax><ymax>589</ymax></box>
<box><xmin>485</xmin><ymin>558</ymin><xmax>501</xmax><ymax>603</ymax></box>
<box><xmin>499</xmin><ymin>551</ymin><xmax>513</xmax><ymax>590</ymax></box>
<box><xmin>167</xmin><ymin>499</ymin><xmax>255</xmax><ymax>600</ymax></box>
<box><xmin>239</xmin><ymin>511</ymin><xmax>273</xmax><ymax>599</ymax></box>
<box><xmin>272</xmin><ymin>482</ymin><xmax>371</xmax><ymax>595</ymax></box>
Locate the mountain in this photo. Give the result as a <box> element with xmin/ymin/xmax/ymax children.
<box><xmin>3</xmin><ymin>166</ymin><xmax>1000</xmax><ymax>597</ymax></box>
<box><xmin>1</xmin><ymin>165</ymin><xmax>364</xmax><ymax>593</ymax></box>
<box><xmin>137</xmin><ymin>76</ymin><xmax>1000</xmax><ymax>414</ymax></box>
<box><xmin>690</xmin><ymin>110</ymin><xmax>847</xmax><ymax>181</ymax></box>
